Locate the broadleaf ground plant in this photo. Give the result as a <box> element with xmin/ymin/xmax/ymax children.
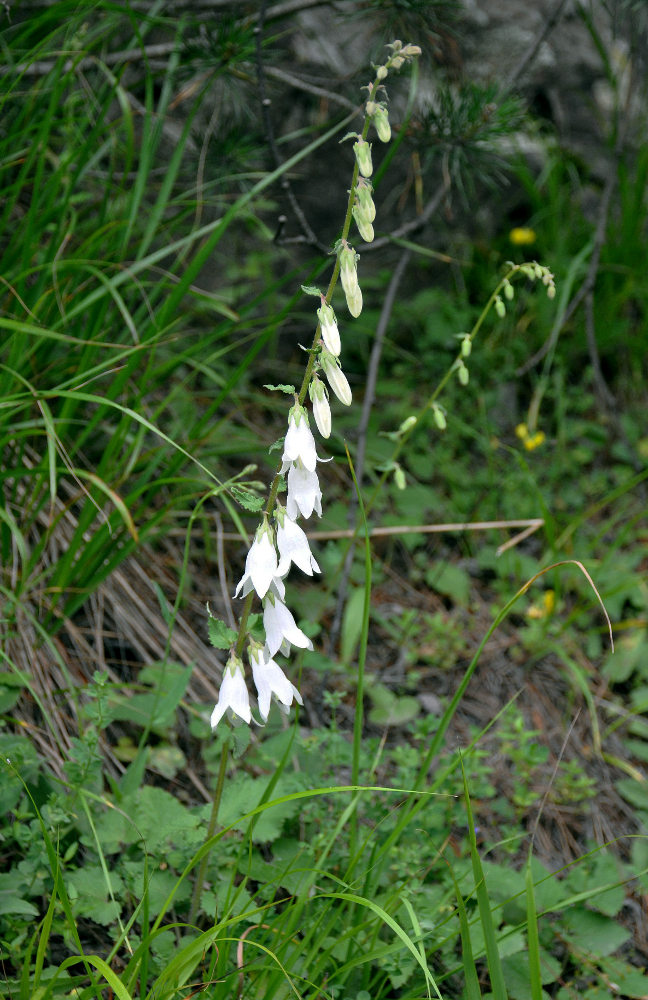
<box><xmin>1</xmin><ymin>4</ymin><xmax>646</xmax><ymax>999</ymax></box>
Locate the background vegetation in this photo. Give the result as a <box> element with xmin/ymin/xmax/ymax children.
<box><xmin>1</xmin><ymin>1</ymin><xmax>646</xmax><ymax>998</ymax></box>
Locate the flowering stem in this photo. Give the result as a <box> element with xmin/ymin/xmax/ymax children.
<box><xmin>189</xmin><ymin>732</ymin><xmax>230</xmax><ymax>925</ymax></box>
<box><xmin>231</xmin><ymin>73</ymin><xmax>386</xmax><ymax>661</ymax></box>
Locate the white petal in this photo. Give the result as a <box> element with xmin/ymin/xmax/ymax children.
<box><xmin>286</xmin><ymin>463</ymin><xmax>322</xmax><ymax>519</ymax></box>
<box><xmin>321</xmin><ymin>318</ymin><xmax>341</xmax><ymax>356</ymax></box>
<box><xmin>247</xmin><ymin>532</ymin><xmax>278</xmax><ymax>599</ymax></box>
<box><xmin>277</xmin><ymin>516</ymin><xmax>320</xmax><ymax>576</ymax></box>
<box><xmin>283</xmin><ymin>415</ymin><xmax>317</xmax><ymax>472</ymax></box>
<box><xmin>211</xmin><ymin>666</ymin><xmax>251</xmax><ymax>728</ymax></box>
<box><xmin>251</xmin><ymin>649</ymin><xmax>302</xmax><ymax>722</ymax></box>
<box><xmin>264</xmin><ymin>597</ymin><xmax>313</xmax><ymax>657</ymax></box>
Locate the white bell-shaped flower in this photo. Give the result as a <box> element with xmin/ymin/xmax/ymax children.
<box><xmin>250</xmin><ymin>644</ymin><xmax>303</xmax><ymax>722</ymax></box>
<box><xmin>281</xmin><ymin>404</ymin><xmax>318</xmax><ymax>473</ymax></box>
<box><xmin>234</xmin><ymin>519</ymin><xmax>278</xmax><ymax>599</ymax></box>
<box><xmin>263</xmin><ymin>592</ymin><xmax>314</xmax><ymax>657</ymax></box>
<box><xmin>286</xmin><ymin>459</ymin><xmax>323</xmax><ymax>519</ymax></box>
<box><xmin>210</xmin><ymin>654</ymin><xmax>251</xmax><ymax>728</ymax></box>
<box><xmin>275</xmin><ymin>505</ymin><xmax>320</xmax><ymax>576</ymax></box>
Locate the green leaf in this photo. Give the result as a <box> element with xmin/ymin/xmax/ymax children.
<box><xmin>207</xmin><ymin>613</ymin><xmax>237</xmax><ymax>650</ymax></box>
<box><xmin>230</xmin><ymin>485</ymin><xmax>265</xmax><ymax>511</ymax></box>
<box><xmin>301</xmin><ymin>284</ymin><xmax>322</xmax><ymax>297</ymax></box>
<box><xmin>563</xmin><ymin>906</ymin><xmax>631</xmax><ymax>956</ymax></box>
<box><xmin>426</xmin><ymin>562</ymin><xmax>471</xmax><ymax>606</ymax></box>
<box><xmin>264</xmin><ymin>383</ymin><xmax>296</xmax><ymax>394</ymax></box>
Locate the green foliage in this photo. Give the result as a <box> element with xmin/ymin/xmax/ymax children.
<box><xmin>1</xmin><ymin>2</ymin><xmax>646</xmax><ymax>998</ymax></box>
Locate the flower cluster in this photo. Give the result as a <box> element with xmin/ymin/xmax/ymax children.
<box><xmin>210</xmin><ymin>40</ymin><xmax>423</xmax><ymax>731</ymax></box>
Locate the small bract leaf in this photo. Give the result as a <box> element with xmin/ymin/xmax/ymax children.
<box><xmin>264</xmin><ymin>383</ymin><xmax>296</xmax><ymax>394</ymax></box>
<box><xmin>301</xmin><ymin>284</ymin><xmax>322</xmax><ymax>297</ymax></box>
<box><xmin>207</xmin><ymin>613</ymin><xmax>238</xmax><ymax>650</ymax></box>
<box><xmin>230</xmin><ymin>485</ymin><xmax>265</xmax><ymax>511</ymax></box>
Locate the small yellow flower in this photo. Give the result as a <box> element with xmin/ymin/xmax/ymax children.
<box><xmin>523</xmin><ymin>431</ymin><xmax>546</xmax><ymax>451</ymax></box>
<box><xmin>515</xmin><ymin>423</ymin><xmax>529</xmax><ymax>440</ymax></box>
<box><xmin>509</xmin><ymin>227</ymin><xmax>537</xmax><ymax>246</ymax></box>
<box><xmin>527</xmin><ymin>590</ymin><xmax>555</xmax><ymax>619</ymax></box>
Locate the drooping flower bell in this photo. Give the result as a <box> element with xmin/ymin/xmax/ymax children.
<box><xmin>263</xmin><ymin>592</ymin><xmax>314</xmax><ymax>657</ymax></box>
<box><xmin>211</xmin><ymin>653</ymin><xmax>251</xmax><ymax>728</ymax></box>
<box><xmin>275</xmin><ymin>504</ymin><xmax>321</xmax><ymax>576</ymax></box>
<box><xmin>282</xmin><ymin>403</ymin><xmax>318</xmax><ymax>473</ymax></box>
<box><xmin>234</xmin><ymin>518</ymin><xmax>279</xmax><ymax>599</ymax></box>
<box><xmin>286</xmin><ymin>460</ymin><xmax>323</xmax><ymax>519</ymax></box>
<box><xmin>249</xmin><ymin>643</ymin><xmax>303</xmax><ymax>722</ymax></box>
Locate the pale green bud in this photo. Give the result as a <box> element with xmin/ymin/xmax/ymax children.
<box><xmin>353</xmin><ymin>138</ymin><xmax>373</xmax><ymax>178</ymax></box>
<box><xmin>494</xmin><ymin>296</ymin><xmax>506</xmax><ymax>319</ymax></box>
<box><xmin>346</xmin><ymin>284</ymin><xmax>363</xmax><ymax>318</ymax></box>
<box><xmin>352</xmin><ymin>203</ymin><xmax>374</xmax><ymax>243</ymax></box>
<box><xmin>460</xmin><ymin>335</ymin><xmax>472</xmax><ymax>358</ymax></box>
<box><xmin>398</xmin><ymin>415</ymin><xmax>417</xmax><ymax>434</ymax></box>
<box><xmin>355</xmin><ymin>180</ymin><xmax>376</xmax><ymax>222</ymax></box>
<box><xmin>390</xmin><ymin>55</ymin><xmax>405</xmax><ymax>70</ymax></box>
<box><xmin>432</xmin><ymin>404</ymin><xmax>446</xmax><ymax>430</ymax></box>
<box><xmin>338</xmin><ymin>243</ymin><xmax>362</xmax><ymax>316</ymax></box>
<box><xmin>394</xmin><ymin>465</ymin><xmax>406</xmax><ymax>491</ymax></box>
<box><xmin>373</xmin><ymin>106</ymin><xmax>391</xmax><ymax>143</ymax></box>
<box><xmin>547</xmin><ymin>283</ymin><xmax>556</xmax><ymax>300</ymax></box>
<box><xmin>457</xmin><ymin>361</ymin><xmax>469</xmax><ymax>386</ymax></box>
<box><xmin>376</xmin><ymin>65</ymin><xmax>388</xmax><ymax>81</ymax></box>
<box><xmin>503</xmin><ymin>279</ymin><xmax>514</xmax><ymax>301</ymax></box>
<box><xmin>534</xmin><ymin>263</ymin><xmax>543</xmax><ymax>279</ymax></box>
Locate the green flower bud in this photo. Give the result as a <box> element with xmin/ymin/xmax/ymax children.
<box><xmin>376</xmin><ymin>65</ymin><xmax>388</xmax><ymax>81</ymax></box>
<box><xmin>494</xmin><ymin>296</ymin><xmax>506</xmax><ymax>319</ymax></box>
<box><xmin>355</xmin><ymin>180</ymin><xmax>376</xmax><ymax>222</ymax></box>
<box><xmin>352</xmin><ymin>203</ymin><xmax>374</xmax><ymax>243</ymax></box>
<box><xmin>503</xmin><ymin>279</ymin><xmax>514</xmax><ymax>301</ymax></box>
<box><xmin>457</xmin><ymin>361</ymin><xmax>469</xmax><ymax>386</ymax></box>
<box><xmin>353</xmin><ymin>138</ymin><xmax>373</xmax><ymax>178</ymax></box>
<box><xmin>338</xmin><ymin>243</ymin><xmax>362</xmax><ymax>316</ymax></box>
<box><xmin>432</xmin><ymin>404</ymin><xmax>446</xmax><ymax>430</ymax></box>
<box><xmin>460</xmin><ymin>335</ymin><xmax>472</xmax><ymax>358</ymax></box>
<box><xmin>398</xmin><ymin>415</ymin><xmax>417</xmax><ymax>434</ymax></box>
<box><xmin>372</xmin><ymin>105</ymin><xmax>391</xmax><ymax>142</ymax></box>
<box><xmin>547</xmin><ymin>283</ymin><xmax>556</xmax><ymax>299</ymax></box>
<box><xmin>394</xmin><ymin>465</ymin><xmax>406</xmax><ymax>490</ymax></box>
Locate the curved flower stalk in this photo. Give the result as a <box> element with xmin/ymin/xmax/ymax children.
<box><xmin>209</xmin><ymin>39</ymin><xmax>423</xmax><ymax>732</ymax></box>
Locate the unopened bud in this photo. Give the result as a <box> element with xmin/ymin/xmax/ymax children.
<box><xmin>376</xmin><ymin>65</ymin><xmax>388</xmax><ymax>81</ymax></box>
<box><xmin>320</xmin><ymin>349</ymin><xmax>352</xmax><ymax>406</ymax></box>
<box><xmin>390</xmin><ymin>56</ymin><xmax>405</xmax><ymax>70</ymax></box>
<box><xmin>309</xmin><ymin>377</ymin><xmax>331</xmax><ymax>438</ymax></box>
<box><xmin>432</xmin><ymin>404</ymin><xmax>446</xmax><ymax>430</ymax></box>
<box><xmin>355</xmin><ymin>180</ymin><xmax>376</xmax><ymax>222</ymax></box>
<box><xmin>394</xmin><ymin>465</ymin><xmax>406</xmax><ymax>490</ymax></box>
<box><xmin>317</xmin><ymin>300</ymin><xmax>341</xmax><ymax>356</ymax></box>
<box><xmin>398</xmin><ymin>415</ymin><xmax>417</xmax><ymax>434</ymax></box>
<box><xmin>460</xmin><ymin>335</ymin><xmax>472</xmax><ymax>358</ymax></box>
<box><xmin>352</xmin><ymin>204</ymin><xmax>374</xmax><ymax>243</ymax></box>
<box><xmin>494</xmin><ymin>296</ymin><xmax>506</xmax><ymax>319</ymax></box>
<box><xmin>457</xmin><ymin>361</ymin><xmax>469</xmax><ymax>386</ymax></box>
<box><xmin>372</xmin><ymin>105</ymin><xmax>391</xmax><ymax>143</ymax></box>
<box><xmin>353</xmin><ymin>138</ymin><xmax>373</xmax><ymax>178</ymax></box>
<box><xmin>547</xmin><ymin>283</ymin><xmax>556</xmax><ymax>300</ymax></box>
<box><xmin>503</xmin><ymin>279</ymin><xmax>514</xmax><ymax>301</ymax></box>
